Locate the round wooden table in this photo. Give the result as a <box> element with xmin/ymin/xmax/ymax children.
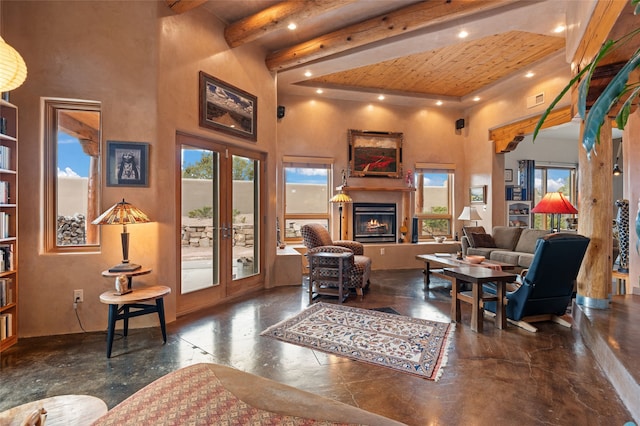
<box><xmin>0</xmin><ymin>395</ymin><xmax>107</xmax><ymax>425</ymax></box>
<box><xmin>99</xmin><ymin>285</ymin><xmax>171</xmax><ymax>358</ymax></box>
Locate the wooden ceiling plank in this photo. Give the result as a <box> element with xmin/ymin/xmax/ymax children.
<box><xmin>265</xmin><ymin>0</ymin><xmax>518</xmax><ymax>71</ymax></box>
<box><xmin>165</xmin><ymin>0</ymin><xmax>207</xmax><ymax>15</ymax></box>
<box><xmin>225</xmin><ymin>0</ymin><xmax>354</xmax><ymax>48</ymax></box>
<box><xmin>309</xmin><ymin>30</ymin><xmax>564</xmax><ymax>98</ymax></box>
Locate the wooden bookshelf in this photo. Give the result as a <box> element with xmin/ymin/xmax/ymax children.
<box><xmin>0</xmin><ymin>99</ymin><xmax>18</xmax><ymax>353</ymax></box>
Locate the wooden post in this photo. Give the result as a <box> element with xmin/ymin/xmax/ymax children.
<box><xmin>576</xmin><ymin>120</ymin><xmax>613</xmax><ymax>307</ymax></box>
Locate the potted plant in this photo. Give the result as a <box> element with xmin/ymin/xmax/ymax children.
<box><xmin>534</xmin><ymin>0</ymin><xmax>640</xmax><ymax>252</ymax></box>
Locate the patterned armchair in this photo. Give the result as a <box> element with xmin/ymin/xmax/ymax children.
<box><xmin>300</xmin><ymin>224</ymin><xmax>372</xmax><ymax>296</ymax></box>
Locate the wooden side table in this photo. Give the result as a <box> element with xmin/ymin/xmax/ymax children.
<box><xmin>445</xmin><ymin>266</ymin><xmax>516</xmax><ymax>332</ymax></box>
<box><xmin>0</xmin><ymin>395</ymin><xmax>107</xmax><ymax>425</ymax></box>
<box><xmin>99</xmin><ymin>285</ymin><xmax>171</xmax><ymax>358</ymax></box>
<box><xmin>307</xmin><ymin>252</ymin><xmax>353</xmax><ymax>304</ymax></box>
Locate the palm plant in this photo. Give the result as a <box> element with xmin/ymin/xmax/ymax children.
<box><xmin>534</xmin><ymin>0</ymin><xmax>640</xmax><ymax>252</ymax></box>
<box><xmin>534</xmin><ymin>0</ymin><xmax>640</xmax><ymax>158</ymax></box>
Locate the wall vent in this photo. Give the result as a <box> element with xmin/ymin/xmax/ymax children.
<box><xmin>527</xmin><ymin>92</ymin><xmax>544</xmax><ymax>108</ymax></box>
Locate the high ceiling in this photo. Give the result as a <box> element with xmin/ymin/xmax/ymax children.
<box><xmin>197</xmin><ymin>0</ymin><xmax>572</xmax><ymax>109</ymax></box>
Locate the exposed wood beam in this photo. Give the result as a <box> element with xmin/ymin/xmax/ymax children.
<box><xmin>265</xmin><ymin>0</ymin><xmax>517</xmax><ymax>72</ymax></box>
<box><xmin>165</xmin><ymin>0</ymin><xmax>207</xmax><ymax>15</ymax></box>
<box><xmin>490</xmin><ymin>105</ymin><xmax>573</xmax><ymax>153</ymax></box>
<box><xmin>571</xmin><ymin>0</ymin><xmax>627</xmax><ymax>73</ymax></box>
<box><xmin>58</xmin><ymin>112</ymin><xmax>99</xmax><ymax>149</ymax></box>
<box><xmin>225</xmin><ymin>0</ymin><xmax>353</xmax><ymax>48</ymax></box>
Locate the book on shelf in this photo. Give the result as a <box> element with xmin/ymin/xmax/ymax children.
<box><xmin>0</xmin><ymin>243</ymin><xmax>13</xmax><ymax>271</ymax></box>
<box><xmin>0</xmin><ymin>145</ymin><xmax>10</xmax><ymax>170</ymax></box>
<box><xmin>0</xmin><ymin>181</ymin><xmax>9</xmax><ymax>204</ymax></box>
<box><xmin>0</xmin><ymin>278</ymin><xmax>12</xmax><ymax>307</ymax></box>
<box><xmin>0</xmin><ymin>212</ymin><xmax>9</xmax><ymax>238</ymax></box>
<box><xmin>0</xmin><ymin>313</ymin><xmax>12</xmax><ymax>340</ymax></box>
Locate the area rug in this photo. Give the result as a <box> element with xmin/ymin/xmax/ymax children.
<box><xmin>261</xmin><ymin>302</ymin><xmax>454</xmax><ymax>380</ymax></box>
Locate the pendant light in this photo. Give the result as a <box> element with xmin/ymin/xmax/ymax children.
<box><xmin>0</xmin><ymin>36</ymin><xmax>27</xmax><ymax>92</ymax></box>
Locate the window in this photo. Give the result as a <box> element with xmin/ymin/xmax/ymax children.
<box><xmin>44</xmin><ymin>98</ymin><xmax>101</xmax><ymax>252</ymax></box>
<box><xmin>533</xmin><ymin>164</ymin><xmax>577</xmax><ymax>230</ymax></box>
<box><xmin>413</xmin><ymin>163</ymin><xmax>455</xmax><ymax>240</ymax></box>
<box><xmin>283</xmin><ymin>156</ymin><xmax>332</xmax><ymax>241</ymax></box>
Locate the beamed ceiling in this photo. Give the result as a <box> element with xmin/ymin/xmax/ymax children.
<box><xmin>167</xmin><ymin>0</ymin><xmax>572</xmax><ymax>109</ymax></box>
<box><xmin>163</xmin><ymin>0</ymin><xmax>638</xmax><ymax>115</ymax></box>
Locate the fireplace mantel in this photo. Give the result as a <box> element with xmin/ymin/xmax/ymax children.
<box><xmin>338</xmin><ymin>186</ymin><xmax>416</xmax><ymax>193</ymax></box>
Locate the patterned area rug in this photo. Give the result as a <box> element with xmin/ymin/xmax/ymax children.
<box><xmin>261</xmin><ymin>303</ymin><xmax>454</xmax><ymax>380</ymax></box>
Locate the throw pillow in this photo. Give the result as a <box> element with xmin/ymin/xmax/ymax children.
<box><xmin>469</xmin><ymin>232</ymin><xmax>497</xmax><ymax>248</ymax></box>
<box><xmin>462</xmin><ymin>226</ymin><xmax>486</xmax><ymax>238</ymax></box>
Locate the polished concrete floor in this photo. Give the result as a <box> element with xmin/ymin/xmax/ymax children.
<box><xmin>0</xmin><ymin>269</ymin><xmax>636</xmax><ymax>425</ymax></box>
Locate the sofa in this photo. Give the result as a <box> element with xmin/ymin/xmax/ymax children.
<box><xmin>461</xmin><ymin>226</ymin><xmax>551</xmax><ymax>273</ymax></box>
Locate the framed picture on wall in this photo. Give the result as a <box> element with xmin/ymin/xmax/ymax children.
<box><xmin>199</xmin><ymin>71</ymin><xmax>257</xmax><ymax>142</ymax></box>
<box><xmin>505</xmin><ymin>169</ymin><xmax>513</xmax><ymax>182</ymax></box>
<box><xmin>470</xmin><ymin>185</ymin><xmax>487</xmax><ymax>204</ymax></box>
<box><xmin>106</xmin><ymin>141</ymin><xmax>149</xmax><ymax>187</ymax></box>
<box><xmin>348</xmin><ymin>129</ymin><xmax>403</xmax><ymax>178</ymax></box>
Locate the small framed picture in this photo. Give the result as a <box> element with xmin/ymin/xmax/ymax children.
<box><xmin>470</xmin><ymin>185</ymin><xmax>487</xmax><ymax>204</ymax></box>
<box><xmin>106</xmin><ymin>141</ymin><xmax>149</xmax><ymax>187</ymax></box>
<box><xmin>505</xmin><ymin>169</ymin><xmax>513</xmax><ymax>182</ymax></box>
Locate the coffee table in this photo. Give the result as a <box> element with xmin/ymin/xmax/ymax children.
<box><xmin>444</xmin><ymin>266</ymin><xmax>517</xmax><ymax>332</ymax></box>
<box><xmin>415</xmin><ymin>253</ymin><xmax>516</xmax><ymax>289</ymax></box>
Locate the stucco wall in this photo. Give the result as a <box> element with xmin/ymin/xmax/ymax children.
<box><xmin>464</xmin><ymin>67</ymin><xmax>573</xmax><ymax>227</ymax></box>
<box><xmin>6</xmin><ymin>0</ymin><xmax>276</xmax><ymax>337</ymax></box>
<box><xmin>276</xmin><ymin>94</ymin><xmax>467</xmax><ymax>238</ymax></box>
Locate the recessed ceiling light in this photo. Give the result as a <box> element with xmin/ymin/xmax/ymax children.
<box><xmin>458</xmin><ymin>30</ymin><xmax>468</xmax><ymax>39</ymax></box>
<box><xmin>304</xmin><ymin>71</ymin><xmax>312</xmax><ymax>77</ymax></box>
<box><xmin>553</xmin><ymin>25</ymin><xmax>565</xmax><ymax>33</ymax></box>
<box><xmin>288</xmin><ymin>23</ymin><xmax>297</xmax><ymax>30</ymax></box>
<box><xmin>436</xmin><ymin>100</ymin><xmax>443</xmax><ymax>106</ymax></box>
<box><xmin>378</xmin><ymin>95</ymin><xmax>385</xmax><ymax>101</ymax></box>
<box><xmin>316</xmin><ymin>89</ymin><xmax>323</xmax><ymax>94</ymax></box>
<box><xmin>525</xmin><ymin>71</ymin><xmax>535</xmax><ymax>78</ymax></box>
<box><xmin>473</xmin><ymin>96</ymin><xmax>480</xmax><ymax>102</ymax></box>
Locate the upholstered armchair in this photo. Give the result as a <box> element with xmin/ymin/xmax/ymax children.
<box><xmin>300</xmin><ymin>224</ymin><xmax>372</xmax><ymax>296</ymax></box>
<box><xmin>483</xmin><ymin>233</ymin><xmax>590</xmax><ymax>332</ymax></box>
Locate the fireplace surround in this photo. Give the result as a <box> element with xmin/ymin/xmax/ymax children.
<box><xmin>353</xmin><ymin>203</ymin><xmax>396</xmax><ymax>243</ymax></box>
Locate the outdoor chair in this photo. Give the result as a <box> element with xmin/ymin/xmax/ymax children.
<box><xmin>483</xmin><ymin>232</ymin><xmax>590</xmax><ymax>332</ymax></box>
<box><xmin>300</xmin><ymin>223</ymin><xmax>371</xmax><ymax>296</ymax></box>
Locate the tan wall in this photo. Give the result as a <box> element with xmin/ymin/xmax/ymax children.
<box><xmin>276</xmin><ymin>94</ymin><xmax>467</xmax><ymax>238</ymax></box>
<box><xmin>464</xmin><ymin>68</ymin><xmax>573</xmax><ymax>229</ymax></box>
<box><xmin>57</xmin><ymin>177</ymin><xmax>88</xmax><ymax>217</ymax></box>
<box><xmin>6</xmin><ymin>0</ymin><xmax>276</xmax><ymax>337</ymax></box>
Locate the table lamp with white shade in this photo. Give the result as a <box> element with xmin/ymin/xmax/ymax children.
<box><xmin>458</xmin><ymin>206</ymin><xmax>482</xmax><ymax>226</ymax></box>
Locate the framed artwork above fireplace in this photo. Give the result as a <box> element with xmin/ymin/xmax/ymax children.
<box><xmin>348</xmin><ymin>129</ymin><xmax>403</xmax><ymax>178</ymax></box>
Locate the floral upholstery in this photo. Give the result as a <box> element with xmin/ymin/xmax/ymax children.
<box><xmin>301</xmin><ymin>224</ymin><xmax>372</xmax><ymax>295</ymax></box>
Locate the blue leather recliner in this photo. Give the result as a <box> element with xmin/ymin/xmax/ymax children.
<box><xmin>484</xmin><ymin>232</ymin><xmax>590</xmax><ymax>332</ymax></box>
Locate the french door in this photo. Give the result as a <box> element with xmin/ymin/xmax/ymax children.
<box><xmin>177</xmin><ymin>132</ymin><xmax>264</xmax><ymax>315</ymax></box>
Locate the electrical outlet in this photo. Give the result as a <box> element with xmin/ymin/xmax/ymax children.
<box><xmin>73</xmin><ymin>289</ymin><xmax>84</xmax><ymax>303</ymax></box>
<box><xmin>380</xmin><ymin>248</ymin><xmax>385</xmax><ymax>255</ymax></box>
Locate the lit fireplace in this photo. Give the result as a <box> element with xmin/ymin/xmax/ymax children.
<box><xmin>353</xmin><ymin>203</ymin><xmax>396</xmax><ymax>243</ymax></box>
